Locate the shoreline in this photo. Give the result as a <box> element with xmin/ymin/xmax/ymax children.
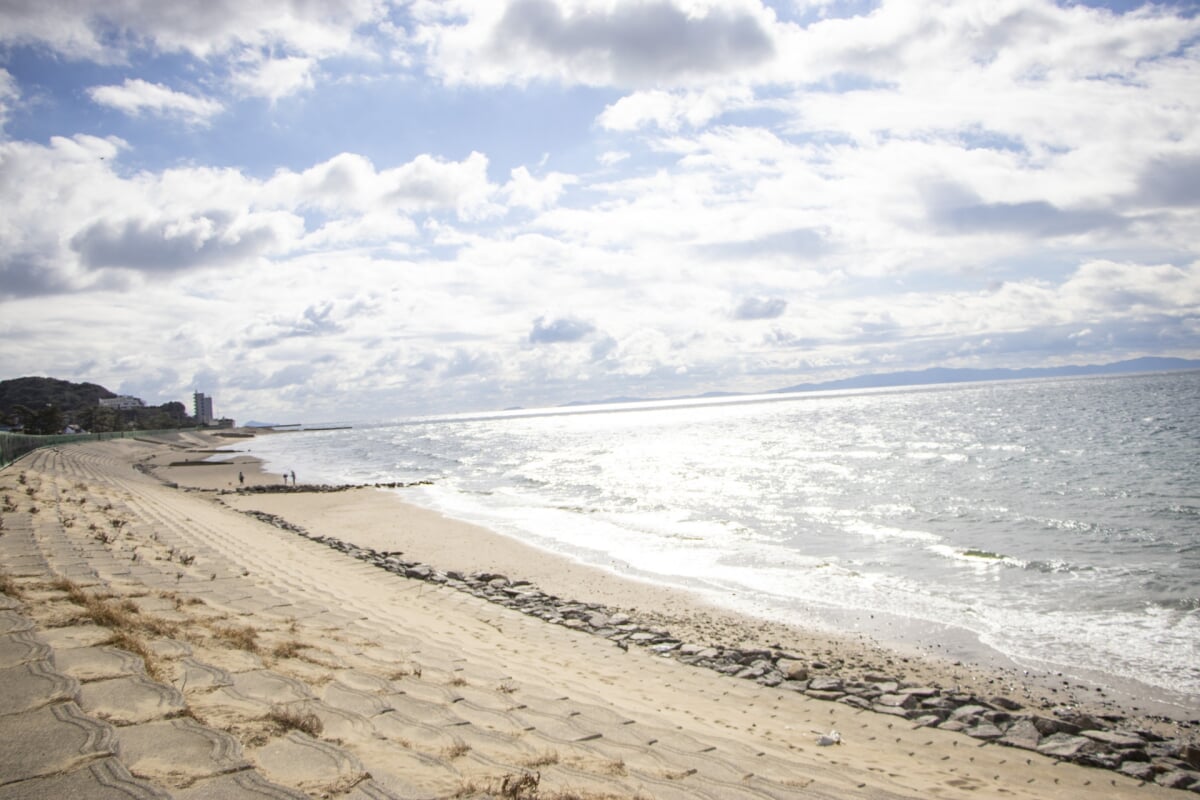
<box><xmin>152</xmin><ymin>444</ymin><xmax>1198</xmax><ymax>735</ymax></box>
<box><xmin>3</xmin><ymin>434</ymin><xmax>1196</xmax><ymax>797</ymax></box>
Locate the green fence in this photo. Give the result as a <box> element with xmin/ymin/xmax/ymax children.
<box><xmin>0</xmin><ymin>429</ymin><xmax>203</xmax><ymax>470</ymax></box>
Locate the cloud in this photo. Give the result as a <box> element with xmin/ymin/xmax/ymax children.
<box><xmin>702</xmin><ymin>228</ymin><xmax>826</xmax><ymax>261</ymax></box>
<box><xmin>263</xmin><ymin>362</ymin><xmax>316</xmax><ymax>389</ymax></box>
<box><xmin>0</xmin><ymin>0</ymin><xmax>390</xmax><ymax>61</ymax></box>
<box><xmin>2</xmin><ymin>0</ymin><xmax>1199</xmax><ymax>420</ymax></box>
<box><xmin>504</xmin><ymin>166</ymin><xmax>577</xmax><ymax>211</ymax></box>
<box><xmin>924</xmin><ymin>182</ymin><xmax>1125</xmax><ymax>239</ymax></box>
<box><xmin>231</xmin><ymin>55</ymin><xmax>317</xmax><ymax>101</ymax></box>
<box><xmin>87</xmin><ymin>79</ymin><xmax>223</xmax><ymax>124</ymax></box>
<box><xmin>598</xmin><ymin>85</ymin><xmax>754</xmax><ymax>131</ymax></box>
<box><xmin>529</xmin><ymin>315</ymin><xmax>596</xmax><ymax>343</ymax></box>
<box><xmin>382</xmin><ymin>152</ymin><xmax>502</xmax><ymax>220</ymax></box>
<box><xmin>1138</xmin><ymin>155</ymin><xmax>1200</xmax><ymax>208</ymax></box>
<box><xmin>241</xmin><ymin>302</ymin><xmax>345</xmax><ymax>348</ymax></box>
<box><xmin>1060</xmin><ymin>259</ymin><xmax>1200</xmax><ymax>316</ymax></box>
<box><xmin>0</xmin><ymin>252</ymin><xmax>70</xmax><ymax>298</ymax></box>
<box><xmin>0</xmin><ymin>68</ymin><xmax>18</xmax><ymax>131</ymax></box>
<box><xmin>266</xmin><ymin>152</ymin><xmax>501</xmax><ymax>220</ymax></box>
<box><xmin>70</xmin><ymin>210</ymin><xmax>286</xmax><ymax>272</ymax></box>
<box><xmin>935</xmin><ymin>199</ymin><xmax>1124</xmax><ymax>238</ymax></box>
<box><xmin>733</xmin><ymin>296</ymin><xmax>787</xmax><ymax>320</ymax></box>
<box><xmin>422</xmin><ymin>0</ymin><xmax>777</xmax><ymax>87</ymax></box>
<box><xmin>0</xmin><ymin>138</ymin><xmax>514</xmax><ymax>298</ymax></box>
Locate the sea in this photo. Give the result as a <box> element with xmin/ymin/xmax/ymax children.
<box><xmin>244</xmin><ymin>371</ymin><xmax>1200</xmax><ymax>711</ymax></box>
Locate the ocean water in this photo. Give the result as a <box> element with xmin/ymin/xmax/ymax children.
<box><xmin>246</xmin><ymin>371</ymin><xmax>1200</xmax><ymax>707</ymax></box>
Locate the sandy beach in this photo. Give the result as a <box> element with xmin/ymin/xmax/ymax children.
<box><xmin>0</xmin><ymin>432</ymin><xmax>1195</xmax><ymax>799</ymax></box>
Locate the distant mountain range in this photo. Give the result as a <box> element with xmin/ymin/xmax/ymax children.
<box><xmin>562</xmin><ymin>356</ymin><xmax>1200</xmax><ymax>408</ymax></box>
<box><xmin>770</xmin><ymin>356</ymin><xmax>1200</xmax><ymax>394</ymax></box>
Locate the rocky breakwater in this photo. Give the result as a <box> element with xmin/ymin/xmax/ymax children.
<box><xmin>234</xmin><ymin>501</ymin><xmax>1200</xmax><ymax>793</ymax></box>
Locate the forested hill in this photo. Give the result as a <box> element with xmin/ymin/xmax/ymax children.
<box><xmin>0</xmin><ymin>376</ymin><xmax>115</xmax><ymax>414</ymax></box>
<box><xmin>0</xmin><ymin>376</ymin><xmax>191</xmax><ymax>433</ymax></box>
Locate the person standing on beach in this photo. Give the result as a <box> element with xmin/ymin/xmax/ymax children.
<box><xmin>238</xmin><ymin>471</ymin><xmax>244</xmax><ymax>486</ymax></box>
<box><xmin>283</xmin><ymin>472</ymin><xmax>289</xmax><ymax>486</ymax></box>
<box><xmin>290</xmin><ymin>470</ymin><xmax>296</xmax><ymax>486</ymax></box>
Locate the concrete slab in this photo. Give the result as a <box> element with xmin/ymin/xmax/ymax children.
<box><xmin>346</xmin><ymin>741</ymin><xmax>462</xmax><ymax>799</ymax></box>
<box><xmin>173</xmin><ymin>656</ymin><xmax>234</xmax><ymax>691</ymax></box>
<box><xmin>252</xmin><ymin>731</ymin><xmax>367</xmax><ymax>793</ymax></box>
<box><xmin>175</xmin><ymin>770</ymin><xmax>310</xmax><ymax>800</ymax></box>
<box><xmin>36</xmin><ymin>624</ymin><xmax>113</xmax><ymax>650</ymax></box>
<box><xmin>0</xmin><ymin>610</ymin><xmax>34</xmax><ymax>636</ymax></box>
<box><xmin>53</xmin><ymin>645</ymin><xmax>146</xmax><ymax>681</ymax></box>
<box><xmin>0</xmin><ymin>757</ymin><xmax>169</xmax><ymax>800</ymax></box>
<box><xmin>146</xmin><ymin>637</ymin><xmax>193</xmax><ymax>659</ymax></box>
<box><xmin>0</xmin><ymin>702</ymin><xmax>117</xmax><ymax>784</ymax></box>
<box><xmin>326</xmin><ymin>669</ymin><xmax>399</xmax><ymax>695</ymax></box>
<box><xmin>0</xmin><ymin>559</ymin><xmax>50</xmax><ymax>579</ymax></box>
<box><xmin>0</xmin><ymin>660</ymin><xmax>79</xmax><ymax>714</ymax></box>
<box><xmin>226</xmin><ymin>669</ymin><xmax>313</xmax><ymax>705</ymax></box>
<box><xmin>78</xmin><ymin>674</ymin><xmax>186</xmax><ymax>724</ymax></box>
<box><xmin>116</xmin><ymin>717</ymin><xmax>250</xmax><ymax>783</ymax></box>
<box><xmin>285</xmin><ymin>698</ymin><xmax>374</xmax><ymax>741</ymax></box>
<box><xmin>370</xmin><ymin>713</ymin><xmax>464</xmax><ymax>752</ymax></box>
<box><xmin>0</xmin><ymin>630</ymin><xmax>51</xmax><ymax>668</ymax></box>
<box><xmin>186</xmin><ymin>644</ymin><xmax>263</xmax><ymax>673</ymax></box>
<box><xmin>323</xmin><ymin>680</ymin><xmax>395</xmax><ymax>716</ymax></box>
<box><xmin>343</xmin><ymin>778</ymin><xmax>417</xmax><ymax>800</ymax></box>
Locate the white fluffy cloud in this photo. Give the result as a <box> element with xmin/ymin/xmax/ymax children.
<box><xmin>0</xmin><ymin>141</ymin><xmax>523</xmax><ymax>299</ymax></box>
<box><xmin>88</xmin><ymin>79</ymin><xmax>223</xmax><ymax>124</ymax></box>
<box><xmin>231</xmin><ymin>55</ymin><xmax>317</xmax><ymax>101</ymax></box>
<box><xmin>598</xmin><ymin>85</ymin><xmax>754</xmax><ymax>131</ymax></box>
<box><xmin>0</xmin><ymin>0</ymin><xmax>391</xmax><ymax>61</ymax></box>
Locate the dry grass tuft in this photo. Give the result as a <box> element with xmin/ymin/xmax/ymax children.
<box><xmin>522</xmin><ymin>750</ymin><xmax>560</xmax><ymax>768</ymax></box>
<box><xmin>104</xmin><ymin>630</ymin><xmax>165</xmax><ymax>681</ymax></box>
<box><xmin>457</xmin><ymin>771</ymin><xmax>540</xmax><ymax>799</ymax></box>
<box><xmin>0</xmin><ymin>572</ymin><xmax>22</xmax><ymax>598</ymax></box>
<box><xmin>264</xmin><ymin>706</ymin><xmax>323</xmax><ymax>737</ymax></box>
<box><xmin>442</xmin><ymin>742</ymin><xmax>472</xmax><ymax>759</ymax></box>
<box><xmin>389</xmin><ymin>663</ymin><xmax>422</xmax><ymax>680</ymax></box>
<box><xmin>448</xmin><ymin>675</ymin><xmax>468</xmax><ymax>687</ymax></box>
<box><xmin>272</xmin><ymin>639</ymin><xmax>306</xmax><ymax>659</ymax></box>
<box><xmin>83</xmin><ymin>596</ymin><xmax>140</xmax><ymax>629</ymax></box>
<box><xmin>214</xmin><ymin>623</ymin><xmax>260</xmax><ymax>653</ymax></box>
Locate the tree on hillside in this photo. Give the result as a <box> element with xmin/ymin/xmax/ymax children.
<box><xmin>12</xmin><ymin>404</ymin><xmax>65</xmax><ymax>435</ymax></box>
<box><xmin>78</xmin><ymin>405</ymin><xmax>120</xmax><ymax>432</ymax></box>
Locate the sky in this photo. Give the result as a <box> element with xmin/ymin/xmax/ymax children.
<box><xmin>1</xmin><ymin>0</ymin><xmax>1198</xmax><ymax>422</ymax></box>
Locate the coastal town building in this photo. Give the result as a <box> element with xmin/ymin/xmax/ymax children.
<box><xmin>193</xmin><ymin>391</ymin><xmax>214</xmax><ymax>426</ymax></box>
<box><xmin>99</xmin><ymin>395</ymin><xmax>144</xmax><ymax>410</ymax></box>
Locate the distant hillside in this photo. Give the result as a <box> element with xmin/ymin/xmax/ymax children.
<box><xmin>0</xmin><ymin>376</ymin><xmax>193</xmax><ymax>433</ymax></box>
<box><xmin>771</xmin><ymin>357</ymin><xmax>1200</xmax><ymax>394</ymax></box>
<box><xmin>559</xmin><ymin>356</ymin><xmax>1200</xmax><ymax>408</ymax></box>
<box><xmin>0</xmin><ymin>376</ymin><xmax>115</xmax><ymax>413</ymax></box>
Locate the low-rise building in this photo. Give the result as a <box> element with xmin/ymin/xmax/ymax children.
<box><xmin>99</xmin><ymin>396</ymin><xmax>144</xmax><ymax>410</ymax></box>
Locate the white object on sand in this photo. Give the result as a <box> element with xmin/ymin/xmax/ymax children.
<box><xmin>816</xmin><ymin>729</ymin><xmax>842</xmax><ymax>746</ymax></box>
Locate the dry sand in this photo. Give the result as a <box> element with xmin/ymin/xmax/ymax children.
<box><xmin>0</xmin><ymin>433</ymin><xmax>1188</xmax><ymax>799</ymax></box>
